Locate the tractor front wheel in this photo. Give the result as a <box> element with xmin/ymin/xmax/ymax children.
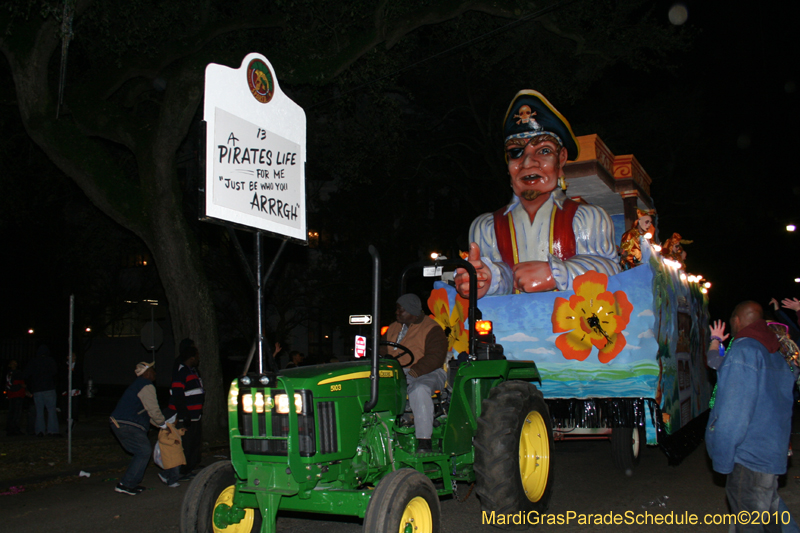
<box><xmin>363</xmin><ymin>468</ymin><xmax>441</xmax><ymax>533</ymax></box>
<box><xmin>180</xmin><ymin>461</ymin><xmax>262</xmax><ymax>533</ymax></box>
<box><xmin>474</xmin><ymin>381</ymin><xmax>554</xmax><ymax>528</ymax></box>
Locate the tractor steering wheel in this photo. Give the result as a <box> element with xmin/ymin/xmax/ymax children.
<box><xmin>379</xmin><ymin>341</ymin><xmax>416</xmax><ymax>368</ymax></box>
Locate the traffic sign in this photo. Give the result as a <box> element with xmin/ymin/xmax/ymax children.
<box><xmin>141</xmin><ymin>321</ymin><xmax>163</xmax><ymax>351</ymax></box>
<box><xmin>354</xmin><ymin>335</ymin><xmax>367</xmax><ymax>358</ymax></box>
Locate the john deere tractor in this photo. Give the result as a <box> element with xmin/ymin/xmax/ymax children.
<box><xmin>180</xmin><ymin>247</ymin><xmax>554</xmax><ymax>533</ymax></box>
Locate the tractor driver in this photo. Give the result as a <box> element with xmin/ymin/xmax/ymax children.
<box><xmin>381</xmin><ymin>294</ymin><xmax>448</xmax><ymax>453</ymax></box>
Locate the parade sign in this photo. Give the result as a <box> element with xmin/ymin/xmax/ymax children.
<box><xmin>204</xmin><ymin>53</ymin><xmax>307</xmax><ymax>242</ymax></box>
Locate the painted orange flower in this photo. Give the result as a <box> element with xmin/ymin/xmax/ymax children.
<box><xmin>428</xmin><ymin>287</ymin><xmax>469</xmax><ymax>354</ymax></box>
<box><xmin>551</xmin><ymin>271</ymin><xmax>633</xmax><ymax>364</ymax></box>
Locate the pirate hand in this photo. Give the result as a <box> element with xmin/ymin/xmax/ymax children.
<box><xmin>455</xmin><ymin>243</ymin><xmax>491</xmax><ymax>299</ymax></box>
<box><xmin>512</xmin><ymin>261</ymin><xmax>556</xmax><ymax>293</ymax></box>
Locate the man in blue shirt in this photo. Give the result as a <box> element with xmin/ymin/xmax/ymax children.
<box><xmin>110</xmin><ymin>361</ymin><xmax>166</xmax><ymax>495</ymax></box>
<box><xmin>705</xmin><ymin>301</ymin><xmax>796</xmax><ymax>532</ymax></box>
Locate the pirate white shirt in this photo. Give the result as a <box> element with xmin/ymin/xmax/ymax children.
<box><xmin>468</xmin><ymin>189</ymin><xmax>620</xmax><ymax>296</ymax></box>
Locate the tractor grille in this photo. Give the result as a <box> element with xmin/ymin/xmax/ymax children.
<box><xmin>317</xmin><ymin>401</ymin><xmax>338</xmax><ymax>454</ymax></box>
<box><xmin>238</xmin><ymin>389</ymin><xmax>316</xmax><ymax>457</ymax></box>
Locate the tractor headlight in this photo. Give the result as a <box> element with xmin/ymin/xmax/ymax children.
<box><xmin>242</xmin><ymin>392</ymin><xmax>274</xmax><ymax>414</ymax></box>
<box><xmin>275</xmin><ymin>393</ymin><xmax>303</xmax><ymax>414</ymax></box>
<box><xmin>228</xmin><ymin>381</ymin><xmax>240</xmax><ymax>412</ymax></box>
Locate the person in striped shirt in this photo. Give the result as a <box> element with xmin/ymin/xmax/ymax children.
<box><xmin>164</xmin><ymin>340</ymin><xmax>205</xmax><ymax>479</ymax></box>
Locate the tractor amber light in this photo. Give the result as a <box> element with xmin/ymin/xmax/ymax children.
<box><xmin>476</xmin><ymin>320</ymin><xmax>493</xmax><ymax>335</ymax></box>
<box><xmin>381</xmin><ymin>326</ymin><xmax>389</xmax><ymax>336</ymax></box>
<box><xmin>275</xmin><ymin>393</ymin><xmax>303</xmax><ymax>414</ymax></box>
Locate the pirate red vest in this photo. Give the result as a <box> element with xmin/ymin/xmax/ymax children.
<box><xmin>492</xmin><ymin>197</ymin><xmax>580</xmax><ymax>269</ymax></box>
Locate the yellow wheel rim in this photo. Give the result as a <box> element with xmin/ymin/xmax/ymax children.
<box><xmin>519</xmin><ymin>410</ymin><xmax>550</xmax><ymax>502</ymax></box>
<box><xmin>213</xmin><ymin>485</ymin><xmax>256</xmax><ymax>533</ymax></box>
<box><xmin>398</xmin><ymin>496</ymin><xmax>433</xmax><ymax>533</ymax></box>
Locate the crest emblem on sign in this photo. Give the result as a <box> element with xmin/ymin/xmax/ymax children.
<box><xmin>247</xmin><ymin>59</ymin><xmax>274</xmax><ymax>104</ymax></box>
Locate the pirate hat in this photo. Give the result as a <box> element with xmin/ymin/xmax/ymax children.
<box><xmin>502</xmin><ymin>90</ymin><xmax>580</xmax><ymax>161</ymax></box>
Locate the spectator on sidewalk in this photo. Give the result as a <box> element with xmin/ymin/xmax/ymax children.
<box><xmin>706</xmin><ymin>301</ymin><xmax>797</xmax><ymax>531</ymax></box>
<box><xmin>164</xmin><ymin>340</ymin><xmax>205</xmax><ymax>479</ymax></box>
<box><xmin>23</xmin><ymin>345</ymin><xmax>60</xmax><ymax>437</ymax></box>
<box><xmin>285</xmin><ymin>350</ymin><xmax>305</xmax><ymax>369</ymax></box>
<box><xmin>109</xmin><ymin>361</ymin><xmax>166</xmax><ymax>495</ymax></box>
<box><xmin>5</xmin><ymin>360</ymin><xmax>26</xmax><ymax>436</ymax></box>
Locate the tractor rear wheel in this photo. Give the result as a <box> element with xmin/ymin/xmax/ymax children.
<box><xmin>474</xmin><ymin>381</ymin><xmax>553</xmax><ymax>528</ymax></box>
<box><xmin>180</xmin><ymin>460</ymin><xmax>262</xmax><ymax>533</ymax></box>
<box><xmin>363</xmin><ymin>468</ymin><xmax>441</xmax><ymax>533</ymax></box>
<box><xmin>611</xmin><ymin>426</ymin><xmax>644</xmax><ymax>473</ymax></box>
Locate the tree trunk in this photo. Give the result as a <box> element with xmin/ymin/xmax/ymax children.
<box><xmin>144</xmin><ymin>163</ymin><xmax>225</xmax><ymax>442</ymax></box>
<box><xmin>1</xmin><ymin>14</ymin><xmax>227</xmax><ymax>441</ymax></box>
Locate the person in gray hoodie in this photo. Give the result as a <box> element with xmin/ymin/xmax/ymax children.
<box><xmin>109</xmin><ymin>361</ymin><xmax>166</xmax><ymax>495</ymax></box>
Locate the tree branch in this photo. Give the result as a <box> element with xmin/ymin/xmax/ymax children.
<box><xmin>88</xmin><ymin>13</ymin><xmax>289</xmax><ymax>101</ymax></box>
<box><xmin>0</xmin><ymin>1</ymin><xmax>145</xmax><ymax>234</ymax></box>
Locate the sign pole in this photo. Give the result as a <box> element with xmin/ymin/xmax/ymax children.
<box><xmin>255</xmin><ymin>231</ymin><xmax>264</xmax><ymax>373</ymax></box>
<box><xmin>150</xmin><ymin>305</ymin><xmax>156</xmax><ymax>361</ymax></box>
<box><xmin>67</xmin><ymin>294</ymin><xmax>74</xmax><ymax>464</ymax></box>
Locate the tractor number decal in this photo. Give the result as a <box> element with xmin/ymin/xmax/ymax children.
<box><xmin>330</xmin><ymin>384</ymin><xmax>342</xmax><ymax>392</ymax></box>
<box><xmin>317</xmin><ymin>370</ymin><xmax>396</xmax><ymax>385</ymax></box>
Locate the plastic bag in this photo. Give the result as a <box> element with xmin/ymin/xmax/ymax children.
<box><xmin>153</xmin><ymin>441</ymin><xmax>163</xmax><ymax>469</ymax></box>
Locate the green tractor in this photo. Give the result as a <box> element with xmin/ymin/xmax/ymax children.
<box><xmin>181</xmin><ymin>247</ymin><xmax>554</xmax><ymax>533</ymax></box>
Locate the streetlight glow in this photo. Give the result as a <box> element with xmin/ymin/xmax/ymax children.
<box><xmin>787</xmin><ymin>224</ymin><xmax>796</xmax><ymax>232</ymax></box>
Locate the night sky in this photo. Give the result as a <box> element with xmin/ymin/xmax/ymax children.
<box><xmin>630</xmin><ymin>2</ymin><xmax>799</xmax><ymax>318</ymax></box>
<box><xmin>1</xmin><ymin>1</ymin><xmax>798</xmax><ymax>342</ymax></box>
<box><xmin>553</xmin><ymin>1</ymin><xmax>799</xmax><ymax>319</ymax></box>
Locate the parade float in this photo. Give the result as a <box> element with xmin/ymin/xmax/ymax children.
<box><xmin>436</xmin><ymin>133</ymin><xmax>712</xmax><ymax>470</ymax></box>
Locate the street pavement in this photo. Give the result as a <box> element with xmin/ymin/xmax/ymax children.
<box><xmin>2</xmin><ymin>410</ymin><xmax>800</xmax><ymax>532</ymax></box>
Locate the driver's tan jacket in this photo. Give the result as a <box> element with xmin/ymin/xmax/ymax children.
<box><xmin>381</xmin><ymin>316</ymin><xmax>447</xmax><ymax>378</ymax></box>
